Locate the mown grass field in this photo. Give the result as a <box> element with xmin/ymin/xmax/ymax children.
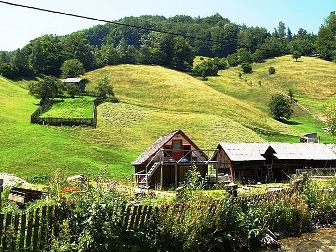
<box><xmin>41</xmin><ymin>97</ymin><xmax>95</xmax><ymax>118</ymax></box>
<box><xmin>205</xmin><ymin>55</ymin><xmax>336</xmax><ymax>142</ymax></box>
<box><xmin>0</xmin><ymin>55</ymin><xmax>335</xmax><ymax>181</ymax></box>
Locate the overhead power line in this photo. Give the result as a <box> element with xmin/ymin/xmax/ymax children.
<box><xmin>0</xmin><ymin>0</ymin><xmax>222</xmax><ymax>43</ymax></box>
<box><xmin>0</xmin><ymin>0</ymin><xmax>289</xmax><ymax>54</ymax></box>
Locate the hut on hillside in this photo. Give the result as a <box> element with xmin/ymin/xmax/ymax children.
<box><xmin>213</xmin><ymin>143</ymin><xmax>336</xmax><ymax>183</ymax></box>
<box><xmin>132</xmin><ymin>130</ymin><xmax>208</xmax><ymax>188</ymax></box>
<box><xmin>61</xmin><ymin>77</ymin><xmax>85</xmax><ymax>92</ymax></box>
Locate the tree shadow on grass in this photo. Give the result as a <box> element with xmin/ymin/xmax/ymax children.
<box><xmin>279</xmin><ymin>118</ymin><xmax>301</xmax><ymax>125</ymax></box>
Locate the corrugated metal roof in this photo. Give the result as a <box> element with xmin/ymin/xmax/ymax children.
<box><xmin>218</xmin><ymin>143</ymin><xmax>269</xmax><ymax>161</ymax></box>
<box><xmin>218</xmin><ymin>142</ymin><xmax>336</xmax><ymax>161</ymax></box>
<box><xmin>61</xmin><ymin>77</ymin><xmax>82</xmax><ymax>83</ymax></box>
<box><xmin>327</xmin><ymin>144</ymin><xmax>336</xmax><ymax>154</ymax></box>
<box><xmin>271</xmin><ymin>143</ymin><xmax>336</xmax><ymax>160</ymax></box>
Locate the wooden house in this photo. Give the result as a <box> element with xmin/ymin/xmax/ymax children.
<box><xmin>133</xmin><ymin>130</ymin><xmax>208</xmax><ymax>188</ymax></box>
<box><xmin>61</xmin><ymin>77</ymin><xmax>85</xmax><ymax>92</ymax></box>
<box><xmin>213</xmin><ymin>142</ymin><xmax>336</xmax><ymax>183</ymax></box>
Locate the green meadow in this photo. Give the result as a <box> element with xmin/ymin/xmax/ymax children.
<box><xmin>0</xmin><ymin>55</ymin><xmax>335</xmax><ymax>181</ymax></box>
<box><xmin>41</xmin><ymin>97</ymin><xmax>95</xmax><ymax>118</ymax></box>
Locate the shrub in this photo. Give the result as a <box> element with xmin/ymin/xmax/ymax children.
<box><xmin>241</xmin><ymin>63</ymin><xmax>252</xmax><ymax>73</ymax></box>
<box><xmin>95</xmin><ymin>76</ymin><xmax>115</xmax><ymax>99</ymax></box>
<box><xmin>252</xmin><ymin>49</ymin><xmax>265</xmax><ymax>63</ymax></box>
<box><xmin>268</xmin><ymin>66</ymin><xmax>276</xmax><ymax>75</ymax></box>
<box><xmin>193</xmin><ymin>60</ymin><xmax>218</xmax><ymax>77</ymax></box>
<box><xmin>0</xmin><ymin>63</ymin><xmax>15</xmax><ymax>78</ymax></box>
<box><xmin>29</xmin><ymin>76</ymin><xmax>61</xmax><ymax>100</ymax></box>
<box><xmin>212</xmin><ymin>57</ymin><xmax>227</xmax><ymax>70</ymax></box>
<box><xmin>227</xmin><ymin>53</ymin><xmax>240</xmax><ymax>67</ymax></box>
<box><xmin>66</xmin><ymin>84</ymin><xmax>81</xmax><ymax>98</ymax></box>
<box><xmin>269</xmin><ymin>94</ymin><xmax>293</xmax><ymax>120</ymax></box>
<box><xmin>292</xmin><ymin>51</ymin><xmax>302</xmax><ymax>61</ymax></box>
<box><xmin>326</xmin><ymin>105</ymin><xmax>336</xmax><ymax>139</ymax></box>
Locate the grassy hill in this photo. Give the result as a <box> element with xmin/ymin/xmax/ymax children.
<box><xmin>206</xmin><ymin>55</ymin><xmax>336</xmax><ymax>142</ymax></box>
<box><xmin>0</xmin><ymin>55</ymin><xmax>335</xmax><ymax>181</ymax></box>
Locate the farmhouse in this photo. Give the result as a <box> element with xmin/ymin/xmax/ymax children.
<box><xmin>61</xmin><ymin>77</ymin><xmax>85</xmax><ymax>92</ymax></box>
<box><xmin>213</xmin><ymin>142</ymin><xmax>336</xmax><ymax>183</ymax></box>
<box><xmin>133</xmin><ymin>130</ymin><xmax>208</xmax><ymax>188</ymax></box>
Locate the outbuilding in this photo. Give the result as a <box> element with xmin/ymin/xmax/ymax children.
<box><xmin>61</xmin><ymin>77</ymin><xmax>85</xmax><ymax>92</ymax></box>
<box><xmin>213</xmin><ymin>142</ymin><xmax>336</xmax><ymax>183</ymax></box>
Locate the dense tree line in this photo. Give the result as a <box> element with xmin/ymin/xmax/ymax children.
<box><xmin>0</xmin><ymin>12</ymin><xmax>335</xmax><ymax>78</ymax></box>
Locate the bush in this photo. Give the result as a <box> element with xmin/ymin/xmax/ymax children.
<box><xmin>0</xmin><ymin>63</ymin><xmax>16</xmax><ymax>78</ymax></box>
<box><xmin>193</xmin><ymin>60</ymin><xmax>218</xmax><ymax>77</ymax></box>
<box><xmin>269</xmin><ymin>94</ymin><xmax>293</xmax><ymax>120</ymax></box>
<box><xmin>252</xmin><ymin>49</ymin><xmax>265</xmax><ymax>63</ymax></box>
<box><xmin>29</xmin><ymin>76</ymin><xmax>61</xmax><ymax>100</ymax></box>
<box><xmin>66</xmin><ymin>84</ymin><xmax>81</xmax><ymax>98</ymax></box>
<box><xmin>326</xmin><ymin>105</ymin><xmax>336</xmax><ymax>139</ymax></box>
<box><xmin>95</xmin><ymin>76</ymin><xmax>115</xmax><ymax>99</ymax></box>
<box><xmin>268</xmin><ymin>66</ymin><xmax>276</xmax><ymax>75</ymax></box>
<box><xmin>212</xmin><ymin>57</ymin><xmax>227</xmax><ymax>70</ymax></box>
<box><xmin>241</xmin><ymin>63</ymin><xmax>252</xmax><ymax>73</ymax></box>
<box><xmin>292</xmin><ymin>51</ymin><xmax>302</xmax><ymax>61</ymax></box>
<box><xmin>227</xmin><ymin>53</ymin><xmax>240</xmax><ymax>67</ymax></box>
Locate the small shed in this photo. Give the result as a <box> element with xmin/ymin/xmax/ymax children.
<box><xmin>300</xmin><ymin>132</ymin><xmax>319</xmax><ymax>143</ymax></box>
<box><xmin>61</xmin><ymin>77</ymin><xmax>85</xmax><ymax>92</ymax></box>
<box><xmin>133</xmin><ymin>130</ymin><xmax>208</xmax><ymax>188</ymax></box>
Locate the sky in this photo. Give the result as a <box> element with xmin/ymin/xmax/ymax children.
<box><xmin>0</xmin><ymin>0</ymin><xmax>335</xmax><ymax>51</ymax></box>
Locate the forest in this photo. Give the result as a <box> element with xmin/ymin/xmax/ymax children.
<box><xmin>0</xmin><ymin>11</ymin><xmax>335</xmax><ymax>78</ymax></box>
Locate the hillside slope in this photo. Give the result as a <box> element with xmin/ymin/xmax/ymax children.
<box><xmin>0</xmin><ymin>56</ymin><xmax>334</xmax><ymax>180</ymax></box>
<box><xmin>206</xmin><ymin>55</ymin><xmax>336</xmax><ymax>142</ymax></box>
<box><xmin>0</xmin><ymin>77</ymin><xmax>136</xmax><ymax>180</ymax></box>
<box><xmin>85</xmin><ymin>65</ymin><xmax>294</xmax><ymax>136</ymax></box>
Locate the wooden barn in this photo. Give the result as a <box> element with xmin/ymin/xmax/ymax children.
<box><xmin>213</xmin><ymin>142</ymin><xmax>336</xmax><ymax>183</ymax></box>
<box><xmin>269</xmin><ymin>143</ymin><xmax>336</xmax><ymax>180</ymax></box>
<box><xmin>212</xmin><ymin>143</ymin><xmax>270</xmax><ymax>183</ymax></box>
<box><xmin>133</xmin><ymin>130</ymin><xmax>208</xmax><ymax>188</ymax></box>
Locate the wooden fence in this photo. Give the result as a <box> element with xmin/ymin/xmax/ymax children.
<box><xmin>30</xmin><ymin>100</ymin><xmax>54</xmax><ymax>124</ymax></box>
<box><xmin>0</xmin><ymin>188</ymin><xmax>298</xmax><ymax>251</ymax></box>
<box><xmin>30</xmin><ymin>98</ymin><xmax>102</xmax><ymax>128</ymax></box>
<box><xmin>0</xmin><ymin>204</ymin><xmax>160</xmax><ymax>251</ymax></box>
<box><xmin>0</xmin><ymin>205</ymin><xmax>61</xmax><ymax>251</ymax></box>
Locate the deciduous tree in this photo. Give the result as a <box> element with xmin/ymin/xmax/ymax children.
<box><xmin>61</xmin><ymin>59</ymin><xmax>85</xmax><ymax>78</ymax></box>
<box><xmin>269</xmin><ymin>94</ymin><xmax>293</xmax><ymax>120</ymax></box>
